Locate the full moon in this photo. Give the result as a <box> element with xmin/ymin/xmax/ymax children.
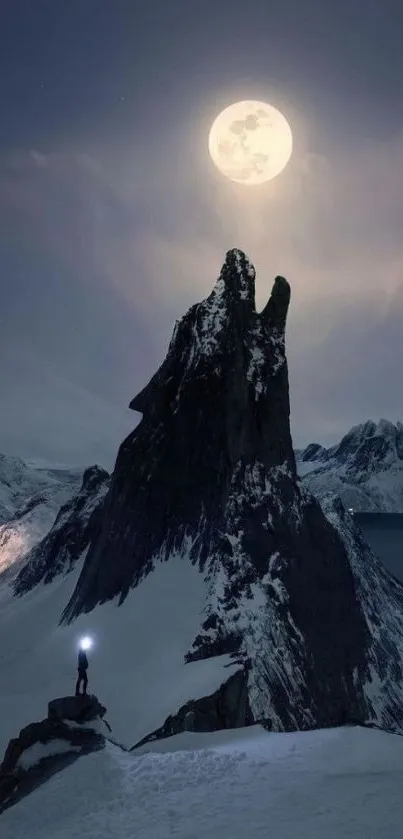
<box><xmin>208</xmin><ymin>100</ymin><xmax>293</xmax><ymax>185</ymax></box>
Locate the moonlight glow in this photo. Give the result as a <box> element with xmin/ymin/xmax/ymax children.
<box><xmin>208</xmin><ymin>100</ymin><xmax>293</xmax><ymax>185</ymax></box>
<box><xmin>79</xmin><ymin>636</ymin><xmax>93</xmax><ymax>651</ymax></box>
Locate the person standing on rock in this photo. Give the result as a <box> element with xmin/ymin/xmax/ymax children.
<box><xmin>75</xmin><ymin>638</ymin><xmax>91</xmax><ymax>696</ymax></box>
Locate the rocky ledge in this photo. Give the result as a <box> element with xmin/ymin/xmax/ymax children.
<box><xmin>0</xmin><ymin>694</ymin><xmax>109</xmax><ymax>814</ymax></box>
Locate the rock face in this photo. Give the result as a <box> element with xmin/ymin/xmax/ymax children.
<box><xmin>131</xmin><ymin>669</ymin><xmax>253</xmax><ymax>750</ymax></box>
<box><xmin>0</xmin><ymin>694</ymin><xmax>107</xmax><ymax>812</ymax></box>
<box><xmin>297</xmin><ymin>420</ymin><xmax>403</xmax><ymax>512</ymax></box>
<box><xmin>0</xmin><ymin>454</ymin><xmax>82</xmax><ymax>579</ymax></box>
<box><xmin>320</xmin><ymin>495</ymin><xmax>403</xmax><ymax>730</ymax></box>
<box><xmin>47</xmin><ymin>694</ymin><xmax>108</xmax><ymax>724</ymax></box>
<box><xmin>63</xmin><ymin>249</ymin><xmax>298</xmax><ymax>617</ymax></box>
<box><xmin>56</xmin><ymin>248</ymin><xmax>403</xmax><ymax>736</ymax></box>
<box><xmin>13</xmin><ymin>466</ymin><xmax>109</xmax><ymax>596</ymax></box>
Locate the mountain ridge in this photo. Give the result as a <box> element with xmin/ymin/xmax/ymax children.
<box><xmin>2</xmin><ymin>411</ymin><xmax>401</xmax><ymax>584</ymax></box>
<box><xmin>297</xmin><ymin>419</ymin><xmax>403</xmax><ymax>511</ymax></box>
<box><xmin>0</xmin><ymin>454</ymin><xmax>83</xmax><ymax>578</ymax></box>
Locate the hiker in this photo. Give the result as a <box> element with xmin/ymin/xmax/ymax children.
<box><xmin>75</xmin><ymin>646</ymin><xmax>89</xmax><ymax>696</ymax></box>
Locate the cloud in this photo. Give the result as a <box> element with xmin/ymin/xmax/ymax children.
<box><xmin>0</xmin><ymin>343</ymin><xmax>135</xmax><ymax>470</ymax></box>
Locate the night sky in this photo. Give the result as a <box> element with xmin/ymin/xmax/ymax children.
<box><xmin>1</xmin><ymin>0</ymin><xmax>403</xmax><ymax>469</ymax></box>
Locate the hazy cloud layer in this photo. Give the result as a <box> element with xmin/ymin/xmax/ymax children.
<box><xmin>1</xmin><ymin>125</ymin><xmax>402</xmax><ymax>464</ymax></box>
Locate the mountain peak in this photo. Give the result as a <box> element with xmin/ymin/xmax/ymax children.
<box><xmin>332</xmin><ymin>419</ymin><xmax>402</xmax><ymax>470</ymax></box>
<box><xmin>64</xmin><ymin>250</ymin><xmax>296</xmax><ymax>617</ymax></box>
<box><xmin>298</xmin><ymin>417</ymin><xmax>403</xmax><ymax>512</ymax></box>
<box><xmin>220</xmin><ymin>248</ymin><xmax>256</xmax><ymax>303</ymax></box>
<box><xmin>61</xmin><ymin>249</ymin><xmax>383</xmax><ymax>733</ymax></box>
<box><xmin>375</xmin><ymin>418</ymin><xmax>397</xmax><ymax>437</ymax></box>
<box><xmin>130</xmin><ymin>250</ymin><xmax>291</xmax><ymax>417</ymax></box>
<box><xmin>261</xmin><ymin>274</ymin><xmax>290</xmax><ymax>331</ymax></box>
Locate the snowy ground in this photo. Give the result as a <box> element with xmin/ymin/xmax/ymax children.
<box><xmin>0</xmin><ymin>555</ymin><xmax>237</xmax><ymax>756</ymax></box>
<box><xmin>2</xmin><ymin>724</ymin><xmax>403</xmax><ymax>838</ymax></box>
<box><xmin>296</xmin><ymin>460</ymin><xmax>321</xmax><ymax>478</ymax></box>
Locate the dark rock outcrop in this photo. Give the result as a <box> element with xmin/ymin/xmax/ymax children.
<box><xmin>47</xmin><ymin>693</ymin><xmax>108</xmax><ymax>724</ymax></box>
<box><xmin>297</xmin><ymin>442</ymin><xmax>328</xmax><ymax>463</ymax></box>
<box><xmin>53</xmin><ymin>248</ymin><xmax>403</xmax><ymax>736</ymax></box>
<box><xmin>62</xmin><ymin>250</ymin><xmax>297</xmax><ymax>617</ymax></box>
<box><xmin>321</xmin><ymin>494</ymin><xmax>403</xmax><ymax>731</ymax></box>
<box><xmin>13</xmin><ymin>466</ymin><xmax>109</xmax><ymax>596</ymax></box>
<box><xmin>0</xmin><ymin>694</ymin><xmax>107</xmax><ymax>813</ymax></box>
<box><xmin>131</xmin><ymin>669</ymin><xmax>253</xmax><ymax>750</ymax></box>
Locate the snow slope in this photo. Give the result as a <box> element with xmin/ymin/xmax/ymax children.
<box><xmin>13</xmin><ymin>466</ymin><xmax>109</xmax><ymax>595</ymax></box>
<box><xmin>297</xmin><ymin>419</ymin><xmax>403</xmax><ymax>512</ymax></box>
<box><xmin>0</xmin><ymin>554</ymin><xmax>237</xmax><ymax>758</ymax></box>
<box><xmin>0</xmin><ymin>454</ymin><xmax>82</xmax><ymax>575</ymax></box>
<box><xmin>2</xmin><ymin>724</ymin><xmax>403</xmax><ymax>838</ymax></box>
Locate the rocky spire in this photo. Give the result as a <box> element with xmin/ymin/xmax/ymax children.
<box><xmin>62</xmin><ymin>250</ymin><xmax>296</xmax><ymax>618</ymax></box>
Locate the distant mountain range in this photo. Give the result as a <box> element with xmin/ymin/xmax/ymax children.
<box><xmin>296</xmin><ymin>419</ymin><xmax>403</xmax><ymax>512</ymax></box>
<box><xmin>13</xmin><ymin>465</ymin><xmax>109</xmax><ymax>595</ymax></box>
<box><xmin>0</xmin><ymin>455</ymin><xmax>82</xmax><ymax>578</ymax></box>
<box><xmin>2</xmin><ymin>416</ymin><xmax>401</xmax><ymax>583</ymax></box>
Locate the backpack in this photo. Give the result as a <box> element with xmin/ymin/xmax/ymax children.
<box><xmin>78</xmin><ymin>651</ymin><xmax>88</xmax><ymax>669</ymax></box>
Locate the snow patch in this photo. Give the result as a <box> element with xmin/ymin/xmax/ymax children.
<box><xmin>17</xmin><ymin>739</ymin><xmax>81</xmax><ymax>770</ymax></box>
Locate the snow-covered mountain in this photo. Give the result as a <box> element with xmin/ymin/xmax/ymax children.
<box><xmin>0</xmin><ymin>455</ymin><xmax>83</xmax><ymax>577</ymax></box>
<box><xmin>297</xmin><ymin>419</ymin><xmax>403</xmax><ymax>512</ymax></box>
<box><xmin>5</xmin><ymin>248</ymin><xmax>403</xmax><ymax>746</ymax></box>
